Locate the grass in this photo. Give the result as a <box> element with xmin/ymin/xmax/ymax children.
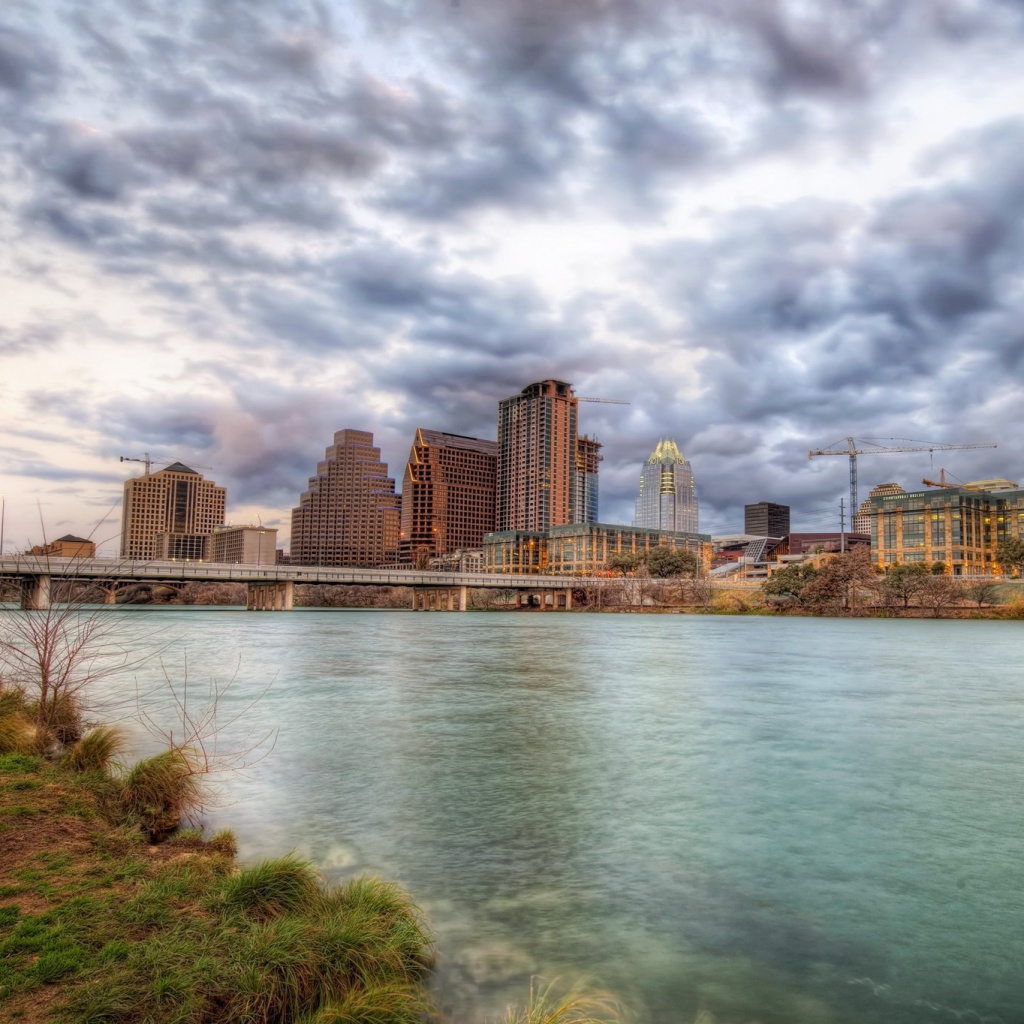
<box><xmin>0</xmin><ymin>757</ymin><xmax>435</xmax><ymax>1024</ymax></box>
<box><xmin>61</xmin><ymin>726</ymin><xmax>126</xmax><ymax>773</ymax></box>
<box><xmin>0</xmin><ymin>689</ymin><xmax>40</xmax><ymax>756</ymax></box>
<box><xmin>119</xmin><ymin>746</ymin><xmax>205</xmax><ymax>841</ymax></box>
<box><xmin>502</xmin><ymin>979</ymin><xmax>627</xmax><ymax>1024</ymax></box>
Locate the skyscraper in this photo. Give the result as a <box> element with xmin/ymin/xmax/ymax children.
<box><xmin>497</xmin><ymin>379</ymin><xmax>580</xmax><ymax>532</ymax></box>
<box><xmin>399</xmin><ymin>428</ymin><xmax>498</xmax><ymax>564</ymax></box>
<box><xmin>744</xmin><ymin>501</ymin><xmax>790</xmax><ymax>537</ymax></box>
<box><xmin>634</xmin><ymin>439</ymin><xmax>699</xmax><ymax>533</ymax></box>
<box><xmin>120</xmin><ymin>462</ymin><xmax>226</xmax><ymax>560</ymax></box>
<box><xmin>290</xmin><ymin>429</ymin><xmax>400</xmax><ymax>567</ymax></box>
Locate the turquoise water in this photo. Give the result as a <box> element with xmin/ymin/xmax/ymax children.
<box><xmin>102</xmin><ymin>610</ymin><xmax>1024</xmax><ymax>1023</ymax></box>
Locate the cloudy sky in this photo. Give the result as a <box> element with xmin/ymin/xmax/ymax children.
<box><xmin>3</xmin><ymin>0</ymin><xmax>1023</xmax><ymax>554</ymax></box>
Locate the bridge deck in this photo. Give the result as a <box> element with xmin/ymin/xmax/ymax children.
<box><xmin>0</xmin><ymin>556</ymin><xmax>601</xmax><ymax>590</ymax></box>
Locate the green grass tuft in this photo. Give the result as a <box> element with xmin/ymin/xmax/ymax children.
<box><xmin>62</xmin><ymin>726</ymin><xmax>126</xmax><ymax>774</ymax></box>
<box><xmin>119</xmin><ymin>747</ymin><xmax>204</xmax><ymax>842</ymax></box>
<box><xmin>219</xmin><ymin>854</ymin><xmax>324</xmax><ymax>920</ymax></box>
<box><xmin>0</xmin><ymin>752</ymin><xmax>44</xmax><ymax>773</ymax></box>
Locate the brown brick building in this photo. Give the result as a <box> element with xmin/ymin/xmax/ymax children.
<box><xmin>399</xmin><ymin>428</ymin><xmax>497</xmax><ymax>566</ymax></box>
<box><xmin>290</xmin><ymin>429</ymin><xmax>400</xmax><ymax>567</ymax></box>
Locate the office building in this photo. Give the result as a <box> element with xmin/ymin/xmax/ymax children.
<box><xmin>290</xmin><ymin>429</ymin><xmax>400</xmax><ymax>567</ymax></box>
<box><xmin>120</xmin><ymin>463</ymin><xmax>226</xmax><ymax>560</ymax></box>
<box><xmin>399</xmin><ymin>428</ymin><xmax>498</xmax><ymax>565</ymax></box>
<box><xmin>854</xmin><ymin>483</ymin><xmax>905</xmax><ymax>534</ymax></box>
<box><xmin>484</xmin><ymin>522</ymin><xmax>710</xmax><ymax>575</ymax></box>
<box><xmin>635</xmin><ymin>439</ymin><xmax>699</xmax><ymax>533</ymax></box>
<box><xmin>869</xmin><ymin>480</ymin><xmax>1024</xmax><ymax>574</ymax></box>
<box><xmin>209</xmin><ymin>525</ymin><xmax>278</xmax><ymax>565</ymax></box>
<box><xmin>744</xmin><ymin>501</ymin><xmax>789</xmax><ymax>538</ymax></box>
<box><xmin>497</xmin><ymin>379</ymin><xmax>581</xmax><ymax>532</ymax></box>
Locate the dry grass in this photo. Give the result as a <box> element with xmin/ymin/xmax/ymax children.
<box><xmin>502</xmin><ymin>978</ymin><xmax>628</xmax><ymax>1024</ymax></box>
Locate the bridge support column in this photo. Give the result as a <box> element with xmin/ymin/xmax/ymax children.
<box><xmin>564</xmin><ymin>588</ymin><xmax>572</xmax><ymax>610</ymax></box>
<box><xmin>459</xmin><ymin>585</ymin><xmax>468</xmax><ymax>611</ymax></box>
<box><xmin>103</xmin><ymin>588</ymin><xmax>117</xmax><ymax>605</ymax></box>
<box><xmin>246</xmin><ymin>582</ymin><xmax>295</xmax><ymax>611</ymax></box>
<box><xmin>20</xmin><ymin>575</ymin><xmax>51</xmax><ymax>610</ymax></box>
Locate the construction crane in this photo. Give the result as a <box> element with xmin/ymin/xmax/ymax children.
<box><xmin>922</xmin><ymin>469</ymin><xmax>988</xmax><ymax>491</ymax></box>
<box><xmin>808</xmin><ymin>437</ymin><xmax>997</xmax><ymax>512</ymax></box>
<box><xmin>119</xmin><ymin>453</ymin><xmax>213</xmax><ymax>475</ymax></box>
<box><xmin>577</xmin><ymin>397</ymin><xmax>630</xmax><ymax>405</ymax></box>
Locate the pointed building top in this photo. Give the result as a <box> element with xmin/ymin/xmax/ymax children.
<box><xmin>647</xmin><ymin>438</ymin><xmax>688</xmax><ymax>465</ymax></box>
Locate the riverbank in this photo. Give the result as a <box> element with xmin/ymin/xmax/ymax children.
<box><xmin>0</xmin><ymin>752</ymin><xmax>434</xmax><ymax>1023</ymax></box>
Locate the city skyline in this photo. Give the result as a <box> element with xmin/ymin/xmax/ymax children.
<box><xmin>3</xmin><ymin>3</ymin><xmax>1024</xmax><ymax>552</ymax></box>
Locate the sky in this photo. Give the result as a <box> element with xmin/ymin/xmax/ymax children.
<box><xmin>3</xmin><ymin>0</ymin><xmax>1024</xmax><ymax>555</ymax></box>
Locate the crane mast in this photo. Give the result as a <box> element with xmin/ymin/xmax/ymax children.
<box><xmin>808</xmin><ymin>437</ymin><xmax>997</xmax><ymax>512</ymax></box>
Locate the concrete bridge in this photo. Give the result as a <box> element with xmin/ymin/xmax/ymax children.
<box><xmin>0</xmin><ymin>556</ymin><xmax>597</xmax><ymax>611</ymax></box>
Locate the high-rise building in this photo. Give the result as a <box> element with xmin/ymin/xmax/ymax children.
<box><xmin>574</xmin><ymin>435</ymin><xmax>602</xmax><ymax>525</ymax></box>
<box><xmin>290</xmin><ymin>429</ymin><xmax>400</xmax><ymax>567</ymax></box>
<box><xmin>497</xmin><ymin>380</ymin><xmax>581</xmax><ymax>532</ymax></box>
<box><xmin>399</xmin><ymin>428</ymin><xmax>498</xmax><ymax>565</ymax></box>
<box><xmin>120</xmin><ymin>462</ymin><xmax>226</xmax><ymax>560</ymax></box>
<box><xmin>744</xmin><ymin>501</ymin><xmax>789</xmax><ymax>538</ymax></box>
<box><xmin>635</xmin><ymin>439</ymin><xmax>699</xmax><ymax>533</ymax></box>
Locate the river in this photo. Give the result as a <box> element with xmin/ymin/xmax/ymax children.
<box><xmin>98</xmin><ymin>609</ymin><xmax>1024</xmax><ymax>1024</ymax></box>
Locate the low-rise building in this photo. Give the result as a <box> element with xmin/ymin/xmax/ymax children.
<box><xmin>209</xmin><ymin>525</ymin><xmax>279</xmax><ymax>565</ymax></box>
<box><xmin>29</xmin><ymin>535</ymin><xmax>96</xmax><ymax>559</ymax></box>
<box><xmin>484</xmin><ymin>522</ymin><xmax>710</xmax><ymax>575</ymax></box>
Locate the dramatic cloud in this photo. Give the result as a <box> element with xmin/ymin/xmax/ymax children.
<box><xmin>2</xmin><ymin>0</ymin><xmax>1023</xmax><ymax>549</ymax></box>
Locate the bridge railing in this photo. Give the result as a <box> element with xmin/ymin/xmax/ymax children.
<box><xmin>0</xmin><ymin>555</ymin><xmax>608</xmax><ymax>590</ymax></box>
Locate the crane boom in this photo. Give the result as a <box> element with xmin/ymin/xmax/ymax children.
<box><xmin>808</xmin><ymin>437</ymin><xmax>997</xmax><ymax>511</ymax></box>
<box><xmin>119</xmin><ymin>454</ymin><xmax>213</xmax><ymax>475</ymax></box>
<box><xmin>577</xmin><ymin>397</ymin><xmax>630</xmax><ymax>404</ymax></box>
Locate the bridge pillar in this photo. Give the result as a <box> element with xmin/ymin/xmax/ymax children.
<box><xmin>564</xmin><ymin>588</ymin><xmax>572</xmax><ymax>610</ymax></box>
<box><xmin>246</xmin><ymin>582</ymin><xmax>294</xmax><ymax>611</ymax></box>
<box><xmin>459</xmin><ymin>585</ymin><xmax>468</xmax><ymax>611</ymax></box>
<box><xmin>20</xmin><ymin>575</ymin><xmax>51</xmax><ymax>610</ymax></box>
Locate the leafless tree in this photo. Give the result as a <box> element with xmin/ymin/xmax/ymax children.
<box><xmin>920</xmin><ymin>575</ymin><xmax>962</xmax><ymax>617</ymax></box>
<box><xmin>0</xmin><ymin>601</ymin><xmax>164</xmax><ymax>754</ymax></box>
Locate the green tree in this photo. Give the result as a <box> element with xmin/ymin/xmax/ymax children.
<box><xmin>881</xmin><ymin>563</ymin><xmax>929</xmax><ymax>610</ymax></box>
<box><xmin>996</xmin><ymin>537</ymin><xmax>1024</xmax><ymax>577</ymax></box>
<box><xmin>762</xmin><ymin>562</ymin><xmax>818</xmax><ymax>602</ymax></box>
<box><xmin>645</xmin><ymin>547</ymin><xmax>699</xmax><ymax>579</ymax></box>
<box><xmin>605</xmin><ymin>552</ymin><xmax>643</xmax><ymax>575</ymax></box>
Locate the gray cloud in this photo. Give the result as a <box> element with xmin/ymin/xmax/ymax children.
<box><xmin>3</xmin><ymin>0</ymin><xmax>1024</xmax><ymax>540</ymax></box>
